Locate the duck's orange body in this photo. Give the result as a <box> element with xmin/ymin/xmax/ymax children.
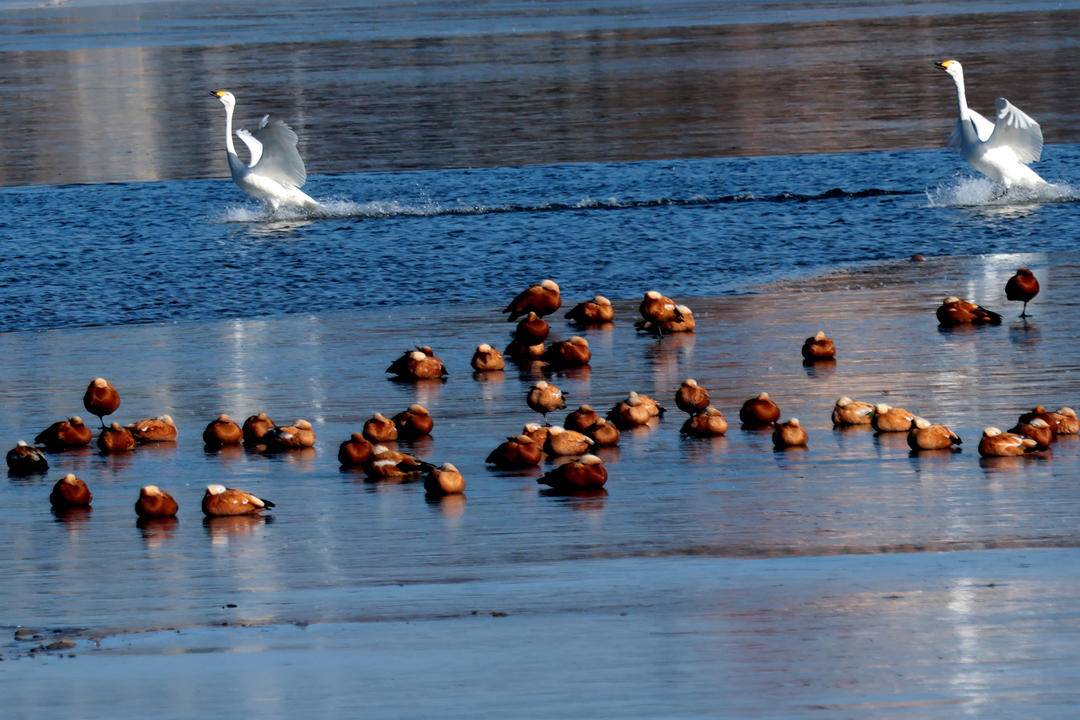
<box><xmin>135</xmin><ymin>485</ymin><xmax>178</xmax><ymax>518</ymax></box>
<box><xmin>35</xmin><ymin>416</ymin><xmax>93</xmax><ymax>450</ymax></box>
<box><xmin>50</xmin><ymin>474</ymin><xmax>92</xmax><ymax>508</ymax></box>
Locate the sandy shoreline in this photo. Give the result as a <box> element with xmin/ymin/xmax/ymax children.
<box><xmin>4</xmin><ymin>251</ymin><xmax>1080</xmax><ymax>714</ymax></box>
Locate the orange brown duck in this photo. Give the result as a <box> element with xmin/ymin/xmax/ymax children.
<box><xmin>363</xmin><ymin>413</ymin><xmax>398</xmax><ymax>443</ymax></box>
<box><xmin>544</xmin><ymin>427</ymin><xmax>594</xmax><ymax>456</ymax></box>
<box><xmin>584</xmin><ymin>418</ymin><xmax>621</xmax><ymax>447</ymax></box>
<box><xmin>936</xmin><ymin>297</ymin><xmax>1002</xmax><ymax>326</ymax></box>
<box><xmin>504</xmin><ymin>339</ymin><xmax>546</xmax><ymax>362</ymax></box>
<box><xmin>203</xmin><ymin>414</ymin><xmax>243</xmax><ymax>448</ymax></box>
<box><xmin>872</xmin><ymin>404</ymin><xmax>916</xmax><ymax>433</ymax></box>
<box><xmin>504</xmin><ymin>279</ymin><xmax>561</xmax><ymax>321</ymax></box>
<box><xmin>35</xmin><ymin>416</ymin><xmax>93</xmax><ymax>450</ymax></box>
<box><xmin>470</xmin><ymin>343</ymin><xmax>505</xmax><ymax>372</ymax></box>
<box><xmin>680</xmin><ymin>407</ymin><xmax>729</xmax><ymax>437</ymax></box>
<box><xmin>50</xmin><ymin>473</ymin><xmax>92</xmax><ymax>509</ymax></box>
<box><xmin>527</xmin><ymin>381</ymin><xmax>566</xmax><ymax>421</ymax></box>
<box><xmin>1053</xmin><ymin>407</ymin><xmax>1080</xmax><ymax>435</ymax></box>
<box><xmin>978</xmin><ymin>427</ymin><xmax>1039</xmax><ymax>457</ymax></box>
<box><xmin>537</xmin><ymin>454</ymin><xmax>607</xmax><ymax>491</ymax></box>
<box><xmin>386</xmin><ymin>347</ymin><xmax>448</xmax><ymax>381</ymax></box>
<box><xmin>83</xmin><ymin>377</ymin><xmax>121</xmax><ymax>427</ymax></box>
<box><xmin>907</xmin><ymin>418</ymin><xmax>962</xmax><ymax>451</ymax></box>
<box><xmin>607</xmin><ymin>391</ymin><xmax>655</xmax><ymax>429</ymax></box>
<box><xmin>675</xmin><ymin>379</ymin><xmax>710</xmax><ymax>415</ymax></box>
<box><xmin>393</xmin><ymin>404</ymin><xmax>434</xmax><ymax>440</ymax></box>
<box><xmin>6</xmin><ymin>441</ymin><xmax>48</xmax><ymax>475</ymax></box>
<box><xmin>1016</xmin><ymin>405</ymin><xmax>1059</xmax><ymax>434</ymax></box>
<box><xmin>98</xmin><ymin>423</ymin><xmax>137</xmax><ymax>453</ymax></box>
<box><xmin>739</xmin><ymin>393</ymin><xmax>780</xmax><ymax>429</ymax></box>
<box><xmin>127</xmin><ymin>415</ymin><xmax>178</xmax><ymax>444</ymax></box>
<box><xmin>202</xmin><ymin>485</ymin><xmax>274</xmax><ymax>516</ymax></box>
<box><xmin>543</xmin><ymin>336</ymin><xmax>591</xmax><ymax>367</ymax></box>
<box><xmin>264</xmin><ymin>419</ymin><xmax>317</xmax><ymax>451</ymax></box>
<box><xmin>242</xmin><ymin>412</ymin><xmax>275</xmax><ymax>447</ymax></box>
<box><xmin>135</xmin><ymin>485</ymin><xmax>178</xmax><ymax>518</ymax></box>
<box><xmin>513</xmin><ymin>311</ymin><xmax>550</xmax><ymax>345</ymax></box>
<box><xmin>363</xmin><ymin>445</ymin><xmax>425</xmax><ymax>481</ymax></box>
<box><xmin>486</xmin><ymin>434</ymin><xmax>543</xmax><ymax>469</ymax></box>
<box><xmin>1005</xmin><ymin>268</ymin><xmax>1039</xmax><ymax>318</ymax></box>
<box><xmin>565</xmin><ymin>295</ymin><xmax>614</xmax><ymax>325</ymax></box>
<box><xmin>338</xmin><ymin>432</ymin><xmax>375</xmax><ymax>467</ymax></box>
<box><xmin>423</xmin><ymin>463</ymin><xmax>465</xmax><ymax>496</ymax></box>
<box><xmin>564</xmin><ymin>405</ymin><xmax>600</xmax><ymax>433</ymax></box>
<box><xmin>801</xmin><ymin>331</ymin><xmax>836</xmax><ymax>361</ymax></box>
<box><xmin>772</xmin><ymin>418</ymin><xmax>808</xmax><ymax>449</ymax></box>
<box><xmin>1009</xmin><ymin>417</ymin><xmax>1053</xmax><ymax>450</ymax></box>
<box><xmin>832</xmin><ymin>397</ymin><xmax>874</xmax><ymax>426</ymax></box>
<box><xmin>522</xmin><ymin>422</ymin><xmax>551</xmax><ymax>447</ymax></box>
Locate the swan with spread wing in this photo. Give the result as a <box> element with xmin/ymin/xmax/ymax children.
<box><xmin>935</xmin><ymin>60</ymin><xmax>1046</xmax><ymax>188</ymax></box>
<box><xmin>210</xmin><ymin>89</ymin><xmax>318</xmax><ymax>210</ymax></box>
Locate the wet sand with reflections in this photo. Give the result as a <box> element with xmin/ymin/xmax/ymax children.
<box><xmin>3</xmin><ymin>252</ymin><xmax>1080</xmax><ymax>715</ymax></box>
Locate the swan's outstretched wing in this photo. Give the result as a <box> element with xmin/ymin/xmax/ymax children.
<box><xmin>947</xmin><ymin>108</ymin><xmax>995</xmax><ymax>149</ymax></box>
<box><xmin>235</xmin><ymin>129</ymin><xmax>264</xmax><ymax>167</ymax></box>
<box><xmin>987</xmin><ymin>97</ymin><xmax>1042</xmax><ymax>164</ymax></box>
<box><xmin>249</xmin><ymin>115</ymin><xmax>307</xmax><ymax>188</ymax></box>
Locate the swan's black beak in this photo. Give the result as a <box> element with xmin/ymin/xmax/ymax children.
<box><xmin>209</xmin><ymin>90</ymin><xmax>218</xmax><ymax>97</ymax></box>
<box><xmin>934</xmin><ymin>61</ymin><xmax>945</xmax><ymax>70</ymax></box>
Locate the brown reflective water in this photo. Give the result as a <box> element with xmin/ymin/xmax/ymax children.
<box><xmin>1</xmin><ymin>0</ymin><xmax>1079</xmax><ymax>185</ymax></box>
<box><xmin>3</xmin><ymin>252</ymin><xmax>1080</xmax><ymax>714</ymax></box>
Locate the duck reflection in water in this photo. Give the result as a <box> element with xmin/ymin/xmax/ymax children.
<box><xmin>204</xmin><ymin>514</ymin><xmax>272</xmax><ymax>544</ymax></box>
<box><xmin>137</xmin><ymin>516</ymin><xmax>179</xmax><ymax>546</ymax></box>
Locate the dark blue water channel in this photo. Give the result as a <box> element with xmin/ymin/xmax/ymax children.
<box><xmin>2</xmin><ymin>146</ymin><xmax>1079</xmax><ymax>333</ymax></box>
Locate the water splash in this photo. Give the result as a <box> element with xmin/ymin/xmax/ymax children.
<box><xmin>217</xmin><ymin>187</ymin><xmax>918</xmax><ymax>224</ymax></box>
<box><xmin>926</xmin><ymin>176</ymin><xmax>1080</xmax><ymax>208</ymax></box>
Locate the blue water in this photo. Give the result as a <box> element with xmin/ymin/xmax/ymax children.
<box><xmin>2</xmin><ymin>146</ymin><xmax>1078</xmax><ymax>333</ymax></box>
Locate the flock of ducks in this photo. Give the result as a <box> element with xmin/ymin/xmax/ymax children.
<box><xmin>3</xmin><ymin>267</ymin><xmax>1054</xmax><ymax>521</ymax></box>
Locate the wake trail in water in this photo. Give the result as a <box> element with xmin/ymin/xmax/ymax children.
<box><xmin>217</xmin><ymin>187</ymin><xmax>919</xmax><ymax>224</ymax></box>
<box><xmin>926</xmin><ymin>177</ymin><xmax>1080</xmax><ymax>207</ymax></box>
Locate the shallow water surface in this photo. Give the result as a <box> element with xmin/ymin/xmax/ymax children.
<box><xmin>2</xmin><ymin>253</ymin><xmax>1080</xmax><ymax>715</ymax></box>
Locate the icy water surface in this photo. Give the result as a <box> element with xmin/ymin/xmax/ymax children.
<box><xmin>3</xmin><ymin>254</ymin><xmax>1080</xmax><ymax>716</ymax></box>
<box><xmin>3</xmin><ymin>146</ymin><xmax>1080</xmax><ymax>333</ymax></box>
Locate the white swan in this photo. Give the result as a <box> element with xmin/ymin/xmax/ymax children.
<box><xmin>935</xmin><ymin>60</ymin><xmax>1046</xmax><ymax>188</ymax></box>
<box><xmin>210</xmin><ymin>89</ymin><xmax>319</xmax><ymax>210</ymax></box>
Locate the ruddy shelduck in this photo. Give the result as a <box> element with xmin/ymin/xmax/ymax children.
<box><xmin>135</xmin><ymin>485</ymin><xmax>178</xmax><ymax>518</ymax></box>
<box><xmin>564</xmin><ymin>405</ymin><xmax>600</xmax><ymax>433</ymax></box>
<box><xmin>607</xmin><ymin>391</ymin><xmax>656</xmax><ymax>429</ymax></box>
<box><xmin>50</xmin><ymin>473</ymin><xmax>92</xmax><ymax>508</ymax></box>
<box><xmin>423</xmin><ymin>463</ymin><xmax>465</xmax><ymax>496</ymax></box>
<box><xmin>801</xmin><ymin>331</ymin><xmax>836</xmax><ymax>361</ymax></box>
<box><xmin>832</xmin><ymin>397</ymin><xmax>874</xmax><ymax>426</ymax></box>
<box><xmin>544</xmin><ymin>427</ymin><xmax>594</xmax><ymax>456</ymax></box>
<box><xmin>772</xmin><ymin>418</ymin><xmax>808</xmax><ymax>449</ymax></box>
<box><xmin>739</xmin><ymin>393</ymin><xmax>780</xmax><ymax>429</ymax></box>
<box><xmin>202</xmin><ymin>485</ymin><xmax>274</xmax><ymax>516</ymax></box>
<box><xmin>527</xmin><ymin>381</ymin><xmax>566</xmax><ymax>420</ymax></box>
<box><xmin>1005</xmin><ymin>268</ymin><xmax>1039</xmax><ymax>317</ymax></box>
<box><xmin>907</xmin><ymin>418</ymin><xmax>962</xmax><ymax>451</ymax></box>
<box><xmin>393</xmin><ymin>404</ymin><xmax>434</xmax><ymax>440</ymax></box>
<box><xmin>264</xmin><ymin>419</ymin><xmax>316</xmax><ymax>450</ymax></box>
<box><xmin>471</xmin><ymin>343</ymin><xmax>505</xmax><ymax>371</ymax></box>
<box><xmin>127</xmin><ymin>415</ymin><xmax>178</xmax><ymax>444</ymax></box>
<box><xmin>35</xmin><ymin>416</ymin><xmax>93</xmax><ymax>450</ymax></box>
<box><xmin>203</xmin><ymin>414</ymin><xmax>243</xmax><ymax>448</ymax></box>
<box><xmin>675</xmin><ymin>379</ymin><xmax>710</xmax><ymax>415</ymax></box>
<box><xmin>872</xmin><ymin>404</ymin><xmax>916</xmax><ymax>433</ymax></box>
<box><xmin>386</xmin><ymin>347</ymin><xmax>448</xmax><ymax>380</ymax></box>
<box><xmin>83</xmin><ymin>377</ymin><xmax>120</xmax><ymax>427</ymax></box>
<box><xmin>363</xmin><ymin>413</ymin><xmax>398</xmax><ymax>443</ymax></box>
<box><xmin>1054</xmin><ymin>407</ymin><xmax>1080</xmax><ymax>435</ymax></box>
<box><xmin>584</xmin><ymin>418</ymin><xmax>621</xmax><ymax>447</ymax></box>
<box><xmin>242</xmin><ymin>412</ymin><xmax>275</xmax><ymax>446</ymax></box>
<box><xmin>486</xmin><ymin>435</ymin><xmax>543</xmax><ymax>469</ymax></box>
<box><xmin>513</xmin><ymin>312</ymin><xmax>550</xmax><ymax>345</ymax></box>
<box><xmin>565</xmin><ymin>295</ymin><xmax>614</xmax><ymax>325</ymax></box>
<box><xmin>537</xmin><ymin>454</ymin><xmax>607</xmax><ymax>490</ymax></box>
<box><xmin>98</xmin><ymin>423</ymin><xmax>137</xmax><ymax>453</ymax></box>
<box><xmin>936</xmin><ymin>297</ymin><xmax>1002</xmax><ymax>326</ymax></box>
<box><xmin>504</xmin><ymin>279</ymin><xmax>561</xmax><ymax>321</ymax></box>
<box><xmin>1009</xmin><ymin>418</ymin><xmax>1053</xmax><ymax>450</ymax></box>
<box><xmin>543</xmin><ymin>336</ymin><xmax>591</xmax><ymax>367</ymax></box>
<box><xmin>680</xmin><ymin>407</ymin><xmax>729</xmax><ymax>437</ymax></box>
<box><xmin>338</xmin><ymin>432</ymin><xmax>375</xmax><ymax>467</ymax></box>
<box><xmin>978</xmin><ymin>428</ymin><xmax>1039</xmax><ymax>457</ymax></box>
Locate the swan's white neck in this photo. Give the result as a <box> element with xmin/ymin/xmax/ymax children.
<box><xmin>950</xmin><ymin>70</ymin><xmax>969</xmax><ymax>120</ymax></box>
<box><xmin>222</xmin><ymin>103</ymin><xmax>245</xmax><ymax>180</ymax></box>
